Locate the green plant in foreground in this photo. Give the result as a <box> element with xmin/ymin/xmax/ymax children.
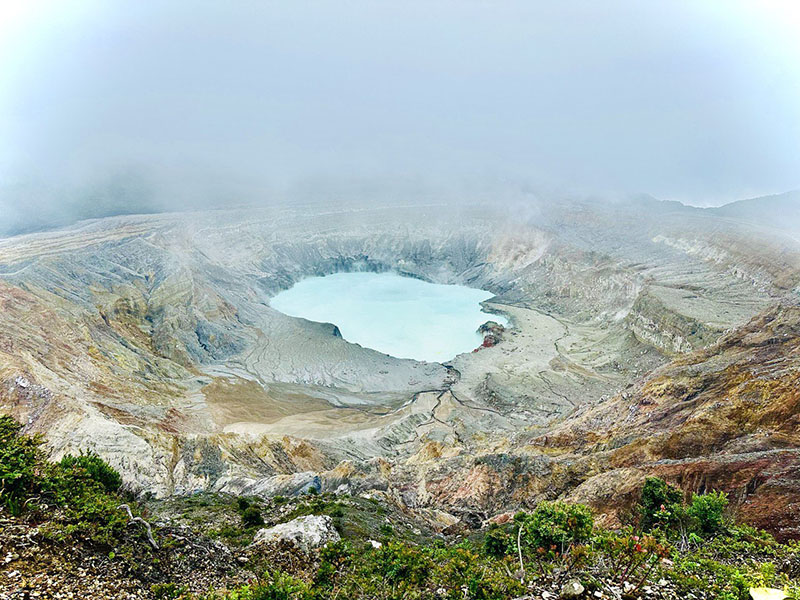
<box><xmin>639</xmin><ymin>476</ymin><xmax>683</xmax><ymax>531</ymax></box>
<box><xmin>687</xmin><ymin>490</ymin><xmax>729</xmax><ymax>534</ymax></box>
<box><xmin>152</xmin><ymin>582</ymin><xmax>189</xmax><ymax>599</ymax></box>
<box><xmin>0</xmin><ymin>414</ymin><xmax>139</xmax><ymax>548</ymax></box>
<box><xmin>202</xmin><ymin>571</ymin><xmax>312</xmax><ymax>600</ymax></box>
<box><xmin>58</xmin><ymin>451</ymin><xmax>122</xmax><ymax>493</ymax></box>
<box><xmin>482</xmin><ymin>522</ymin><xmax>513</xmax><ymax>558</ymax></box>
<box><xmin>0</xmin><ymin>415</ymin><xmax>45</xmax><ymax>515</ymax></box>
<box><xmin>637</xmin><ymin>476</ymin><xmax>733</xmax><ymax>545</ymax></box>
<box><xmin>516</xmin><ymin>500</ymin><xmax>594</xmax><ymax>553</ymax></box>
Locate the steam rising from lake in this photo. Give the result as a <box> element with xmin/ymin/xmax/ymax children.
<box><xmin>270</xmin><ymin>272</ymin><xmax>507</xmax><ymax>363</ymax></box>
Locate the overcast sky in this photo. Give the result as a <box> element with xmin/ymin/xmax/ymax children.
<box><xmin>0</xmin><ymin>1</ymin><xmax>799</xmax><ymax>231</ymax></box>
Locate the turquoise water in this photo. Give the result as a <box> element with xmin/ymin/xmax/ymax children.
<box><xmin>269</xmin><ymin>272</ymin><xmax>507</xmax><ymax>363</ymax></box>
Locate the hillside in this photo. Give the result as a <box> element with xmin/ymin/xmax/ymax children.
<box><xmin>709</xmin><ymin>191</ymin><xmax>800</xmax><ymax>235</ymax></box>
<box><xmin>1</xmin><ymin>418</ymin><xmax>798</xmax><ymax>598</ymax></box>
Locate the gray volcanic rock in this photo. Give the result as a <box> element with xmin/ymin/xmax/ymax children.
<box><xmin>252</xmin><ymin>515</ymin><xmax>341</xmax><ymax>552</ymax></box>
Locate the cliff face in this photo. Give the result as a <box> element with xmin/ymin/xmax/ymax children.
<box><xmin>0</xmin><ymin>197</ymin><xmax>798</xmax><ymax>538</ymax></box>
<box><xmin>530</xmin><ymin>303</ymin><xmax>800</xmax><ymax>539</ymax></box>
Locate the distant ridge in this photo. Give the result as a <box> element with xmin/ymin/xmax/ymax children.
<box><xmin>708</xmin><ymin>190</ymin><xmax>800</xmax><ymax>232</ymax></box>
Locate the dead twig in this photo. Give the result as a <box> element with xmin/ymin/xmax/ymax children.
<box><xmin>517</xmin><ymin>522</ymin><xmax>525</xmax><ymax>582</ymax></box>
<box><xmin>118</xmin><ymin>504</ymin><xmax>159</xmax><ymax>549</ymax></box>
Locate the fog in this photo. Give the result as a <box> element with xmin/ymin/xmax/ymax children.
<box><xmin>1</xmin><ymin>1</ymin><xmax>799</xmax><ymax>235</ymax></box>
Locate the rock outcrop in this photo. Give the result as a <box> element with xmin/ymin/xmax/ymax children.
<box><xmin>252</xmin><ymin>515</ymin><xmax>341</xmax><ymax>552</ymax></box>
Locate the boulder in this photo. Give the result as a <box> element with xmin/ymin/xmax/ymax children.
<box><xmin>560</xmin><ymin>579</ymin><xmax>585</xmax><ymax>598</ymax></box>
<box><xmin>252</xmin><ymin>515</ymin><xmax>340</xmax><ymax>553</ymax></box>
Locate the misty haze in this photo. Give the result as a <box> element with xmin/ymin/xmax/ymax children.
<box><xmin>0</xmin><ymin>2</ymin><xmax>799</xmax><ymax>599</ymax></box>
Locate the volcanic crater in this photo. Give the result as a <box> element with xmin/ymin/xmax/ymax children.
<box><xmin>1</xmin><ymin>195</ymin><xmax>799</xmax><ymax>537</ymax></box>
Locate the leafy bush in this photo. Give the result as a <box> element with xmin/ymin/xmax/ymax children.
<box><xmin>639</xmin><ymin>476</ymin><xmax>683</xmax><ymax>530</ymax></box>
<box><xmin>250</xmin><ymin>572</ymin><xmax>311</xmax><ymax>600</ymax></box>
<box><xmin>44</xmin><ymin>456</ymin><xmax>130</xmax><ymax>546</ymax></box>
<box><xmin>242</xmin><ymin>506</ymin><xmax>264</xmax><ymax>528</ymax></box>
<box><xmin>0</xmin><ymin>415</ymin><xmax>44</xmax><ymax>515</ymax></box>
<box><xmin>314</xmin><ymin>540</ymin><xmax>351</xmax><ymax>588</ymax></box>
<box><xmin>0</xmin><ymin>415</ymin><xmax>137</xmax><ymax>547</ymax></box>
<box><xmin>596</xmin><ymin>529</ymin><xmax>669</xmax><ymax>591</ymax></box>
<box><xmin>637</xmin><ymin>477</ymin><xmax>732</xmax><ymax>542</ymax></box>
<box><xmin>205</xmin><ymin>572</ymin><xmax>311</xmax><ymax>600</ymax></box>
<box><xmin>482</xmin><ymin>523</ymin><xmax>512</xmax><ymax>558</ymax></box>
<box><xmin>669</xmin><ymin>552</ymin><xmax>752</xmax><ymax>599</ymax></box>
<box><xmin>369</xmin><ymin>540</ymin><xmax>431</xmax><ymax>585</ymax></box>
<box><xmin>687</xmin><ymin>490</ymin><xmax>728</xmax><ymax>534</ymax></box>
<box><xmin>517</xmin><ymin>501</ymin><xmax>594</xmax><ymax>552</ymax></box>
<box><xmin>59</xmin><ymin>452</ymin><xmax>122</xmax><ymax>492</ymax></box>
<box><xmin>434</xmin><ymin>544</ymin><xmax>524</xmax><ymax>600</ymax></box>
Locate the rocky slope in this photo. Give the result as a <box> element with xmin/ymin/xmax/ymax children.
<box><xmin>0</xmin><ymin>196</ymin><xmax>798</xmax><ymax>538</ymax></box>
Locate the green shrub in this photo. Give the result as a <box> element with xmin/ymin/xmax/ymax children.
<box><xmin>208</xmin><ymin>572</ymin><xmax>312</xmax><ymax>600</ymax></box>
<box><xmin>0</xmin><ymin>415</ymin><xmax>133</xmax><ymax>546</ymax></box>
<box><xmin>314</xmin><ymin>540</ymin><xmax>352</xmax><ymax>588</ymax></box>
<box><xmin>482</xmin><ymin>523</ymin><xmax>512</xmax><ymax>558</ymax></box>
<box><xmin>435</xmin><ymin>544</ymin><xmax>524</xmax><ymax>600</ymax></box>
<box><xmin>242</xmin><ymin>506</ymin><xmax>264</xmax><ymax>528</ymax></box>
<box><xmin>151</xmin><ymin>582</ymin><xmax>188</xmax><ymax>599</ymax></box>
<box><xmin>638</xmin><ymin>477</ymin><xmax>683</xmax><ymax>531</ymax></box>
<box><xmin>250</xmin><ymin>572</ymin><xmax>311</xmax><ymax>600</ymax></box>
<box><xmin>516</xmin><ymin>501</ymin><xmax>594</xmax><ymax>552</ymax></box>
<box><xmin>58</xmin><ymin>452</ymin><xmax>122</xmax><ymax>492</ymax></box>
<box><xmin>44</xmin><ymin>459</ymin><xmax>129</xmax><ymax>546</ymax></box>
<box><xmin>0</xmin><ymin>415</ymin><xmax>44</xmax><ymax>515</ymax></box>
<box><xmin>370</xmin><ymin>540</ymin><xmax>431</xmax><ymax>585</ymax></box>
<box><xmin>687</xmin><ymin>491</ymin><xmax>728</xmax><ymax>534</ymax></box>
<box><xmin>236</xmin><ymin>497</ymin><xmax>251</xmax><ymax>512</ymax></box>
<box><xmin>638</xmin><ymin>478</ymin><xmax>731</xmax><ymax>540</ymax></box>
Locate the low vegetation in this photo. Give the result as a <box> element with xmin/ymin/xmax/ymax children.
<box><xmin>0</xmin><ymin>415</ymin><xmax>146</xmax><ymax>548</ymax></box>
<box><xmin>1</xmin><ymin>415</ymin><xmax>799</xmax><ymax>599</ymax></box>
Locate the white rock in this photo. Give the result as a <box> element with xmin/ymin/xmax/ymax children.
<box><xmin>368</xmin><ymin>539</ymin><xmax>382</xmax><ymax>549</ymax></box>
<box><xmin>252</xmin><ymin>515</ymin><xmax>340</xmax><ymax>553</ymax></box>
<box><xmin>561</xmin><ymin>579</ymin><xmax>585</xmax><ymax>598</ymax></box>
<box><xmin>750</xmin><ymin>588</ymin><xmax>787</xmax><ymax>600</ymax></box>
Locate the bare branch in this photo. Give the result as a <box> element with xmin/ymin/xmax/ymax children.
<box><xmin>517</xmin><ymin>522</ymin><xmax>525</xmax><ymax>582</ymax></box>
<box><xmin>118</xmin><ymin>504</ymin><xmax>159</xmax><ymax>549</ymax></box>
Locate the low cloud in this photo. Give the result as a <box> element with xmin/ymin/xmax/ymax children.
<box><xmin>1</xmin><ymin>1</ymin><xmax>799</xmax><ymax>235</ymax></box>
